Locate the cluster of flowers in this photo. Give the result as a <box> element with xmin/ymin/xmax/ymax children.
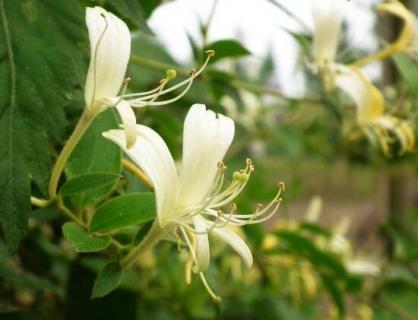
<box><xmin>311</xmin><ymin>0</ymin><xmax>416</xmax><ymax>156</ymax></box>
<box><xmin>79</xmin><ymin>7</ymin><xmax>283</xmax><ymax>300</ymax></box>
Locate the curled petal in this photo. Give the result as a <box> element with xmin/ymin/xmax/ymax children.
<box><xmin>212</xmin><ymin>227</ymin><xmax>253</xmax><ymax>268</ymax></box>
<box><xmin>115</xmin><ymin>100</ymin><xmax>137</xmax><ymax>148</ymax></box>
<box><xmin>335</xmin><ymin>65</ymin><xmax>384</xmax><ymax>123</ymax></box>
<box><xmin>103</xmin><ymin>126</ymin><xmax>179</xmax><ymax>225</ymax></box>
<box><xmin>377</xmin><ymin>0</ymin><xmax>416</xmax><ymax>54</ymax></box>
<box><xmin>193</xmin><ymin>216</ymin><xmax>210</xmax><ymax>272</ymax></box>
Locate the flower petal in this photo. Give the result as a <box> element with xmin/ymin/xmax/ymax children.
<box><xmin>193</xmin><ymin>216</ymin><xmax>210</xmax><ymax>272</ymax></box>
<box><xmin>212</xmin><ymin>228</ymin><xmax>253</xmax><ymax>268</ymax></box>
<box><xmin>335</xmin><ymin>66</ymin><xmax>384</xmax><ymax>123</ymax></box>
<box><xmin>103</xmin><ymin>126</ymin><xmax>178</xmax><ymax>225</ymax></box>
<box><xmin>377</xmin><ymin>0</ymin><xmax>415</xmax><ymax>54</ymax></box>
<box><xmin>85</xmin><ymin>7</ymin><xmax>130</xmax><ymax>110</ymax></box>
<box><xmin>178</xmin><ymin>104</ymin><xmax>235</xmax><ymax>207</ymax></box>
<box><xmin>312</xmin><ymin>0</ymin><xmax>344</xmax><ymax>66</ymax></box>
<box><xmin>115</xmin><ymin>100</ymin><xmax>137</xmax><ymax>148</ymax></box>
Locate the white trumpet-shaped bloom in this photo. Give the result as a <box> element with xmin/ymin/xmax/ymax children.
<box><xmin>335</xmin><ymin>66</ymin><xmax>415</xmax><ymax>156</ymax></box>
<box><xmin>103</xmin><ymin>104</ymin><xmax>282</xmax><ymax>272</ymax></box>
<box><xmin>312</xmin><ymin>0</ymin><xmax>343</xmax><ymax>69</ymax></box>
<box><xmin>84</xmin><ymin>6</ymin><xmax>136</xmax><ymax>147</ymax></box>
<box><xmin>84</xmin><ymin>7</ymin><xmax>214</xmax><ymax>148</ymax></box>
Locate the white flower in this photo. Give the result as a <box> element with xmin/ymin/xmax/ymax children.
<box><xmin>335</xmin><ymin>65</ymin><xmax>415</xmax><ymax>156</ymax></box>
<box><xmin>312</xmin><ymin>0</ymin><xmax>344</xmax><ymax>70</ymax></box>
<box><xmin>84</xmin><ymin>7</ymin><xmax>214</xmax><ymax>148</ymax></box>
<box><xmin>84</xmin><ymin>6</ymin><xmax>136</xmax><ymax>147</ymax></box>
<box><xmin>103</xmin><ymin>104</ymin><xmax>283</xmax><ymax>273</ymax></box>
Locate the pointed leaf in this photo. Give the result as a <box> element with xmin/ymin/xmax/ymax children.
<box><xmin>90</xmin><ymin>192</ymin><xmax>155</xmax><ymax>233</ymax></box>
<box><xmin>60</xmin><ymin>173</ymin><xmax>120</xmax><ymax>197</ymax></box>
<box><xmin>91</xmin><ymin>262</ymin><xmax>123</xmax><ymax>299</ymax></box>
<box><xmin>62</xmin><ymin>222</ymin><xmax>110</xmax><ymax>253</ymax></box>
<box><xmin>204</xmin><ymin>39</ymin><xmax>251</xmax><ymax>64</ymax></box>
<box><xmin>0</xmin><ymin>0</ymin><xmax>85</xmax><ymax>252</ymax></box>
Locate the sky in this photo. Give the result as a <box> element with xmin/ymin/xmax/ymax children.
<box><xmin>148</xmin><ymin>0</ymin><xmax>379</xmax><ymax>97</ymax></box>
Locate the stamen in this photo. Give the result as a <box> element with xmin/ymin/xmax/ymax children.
<box><xmin>124</xmin><ymin>50</ymin><xmax>214</xmax><ymax>105</ymax></box>
<box><xmin>199</xmin><ymin>272</ymin><xmax>222</xmax><ymax>304</ymax></box>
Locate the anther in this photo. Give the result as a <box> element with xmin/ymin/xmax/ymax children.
<box><xmin>123</xmin><ymin>77</ymin><xmax>131</xmax><ymax>84</ymax></box>
<box><xmin>205</xmin><ymin>49</ymin><xmax>215</xmax><ymax>57</ymax></box>
<box><xmin>100</xmin><ymin>12</ymin><xmax>106</xmax><ymax>18</ymax></box>
<box><xmin>217</xmin><ymin>161</ymin><xmax>227</xmax><ymax>171</ymax></box>
<box><xmin>166</xmin><ymin>69</ymin><xmax>177</xmax><ymax>81</ymax></box>
<box><xmin>278</xmin><ymin>181</ymin><xmax>286</xmax><ymax>192</ymax></box>
<box><xmin>189</xmin><ymin>68</ymin><xmax>197</xmax><ymax>77</ymax></box>
<box><xmin>230</xmin><ymin>203</ymin><xmax>237</xmax><ymax>211</ymax></box>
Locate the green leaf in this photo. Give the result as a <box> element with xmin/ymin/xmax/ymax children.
<box><xmin>204</xmin><ymin>39</ymin><xmax>251</xmax><ymax>64</ymax></box>
<box><xmin>60</xmin><ymin>173</ymin><xmax>120</xmax><ymax>196</ymax></box>
<box><xmin>105</xmin><ymin>0</ymin><xmax>152</xmax><ymax>34</ymax></box>
<box><xmin>275</xmin><ymin>231</ymin><xmax>347</xmax><ymax>277</ymax></box>
<box><xmin>321</xmin><ymin>274</ymin><xmax>345</xmax><ymax>316</ymax></box>
<box><xmin>0</xmin><ymin>0</ymin><xmax>85</xmax><ymax>252</ymax></box>
<box><xmin>90</xmin><ymin>193</ymin><xmax>155</xmax><ymax>233</ymax></box>
<box><xmin>91</xmin><ymin>262</ymin><xmax>123</xmax><ymax>299</ymax></box>
<box><xmin>62</xmin><ymin>222</ymin><xmax>110</xmax><ymax>253</ymax></box>
<box><xmin>393</xmin><ymin>53</ymin><xmax>418</xmax><ymax>95</ymax></box>
<box><xmin>66</xmin><ymin>109</ymin><xmax>122</xmax><ymax>210</ymax></box>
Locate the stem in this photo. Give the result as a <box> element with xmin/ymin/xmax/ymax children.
<box><xmin>120</xmin><ymin>221</ymin><xmax>165</xmax><ymax>268</ymax></box>
<box><xmin>57</xmin><ymin>197</ymin><xmax>86</xmax><ymax>227</ymax></box>
<box><xmin>122</xmin><ymin>159</ymin><xmax>153</xmax><ymax>190</ymax></box>
<box><xmin>48</xmin><ymin>109</ymin><xmax>96</xmax><ymax>200</ymax></box>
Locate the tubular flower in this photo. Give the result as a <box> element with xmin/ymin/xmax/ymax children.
<box><xmin>335</xmin><ymin>65</ymin><xmax>415</xmax><ymax>156</ymax></box>
<box><xmin>85</xmin><ymin>7</ymin><xmax>213</xmax><ymax>148</ymax></box>
<box><xmin>104</xmin><ymin>104</ymin><xmax>283</xmax><ymax>297</ymax></box>
<box><xmin>311</xmin><ymin>0</ymin><xmax>344</xmax><ymax>89</ymax></box>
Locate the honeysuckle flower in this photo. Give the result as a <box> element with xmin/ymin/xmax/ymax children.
<box><xmin>85</xmin><ymin>7</ymin><xmax>214</xmax><ymax>148</ymax></box>
<box><xmin>103</xmin><ymin>104</ymin><xmax>283</xmax><ymax>297</ymax></box>
<box><xmin>312</xmin><ymin>0</ymin><xmax>343</xmax><ymax>70</ymax></box>
<box><xmin>84</xmin><ymin>7</ymin><xmax>138</xmax><ymax>147</ymax></box>
<box><xmin>335</xmin><ymin>65</ymin><xmax>415</xmax><ymax>156</ymax></box>
<box><xmin>311</xmin><ymin>0</ymin><xmax>344</xmax><ymax>89</ymax></box>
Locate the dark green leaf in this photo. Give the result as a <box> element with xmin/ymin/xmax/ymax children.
<box><xmin>62</xmin><ymin>222</ymin><xmax>110</xmax><ymax>253</ymax></box>
<box><xmin>90</xmin><ymin>192</ymin><xmax>155</xmax><ymax>233</ymax></box>
<box><xmin>321</xmin><ymin>274</ymin><xmax>345</xmax><ymax>316</ymax></box>
<box><xmin>105</xmin><ymin>0</ymin><xmax>152</xmax><ymax>34</ymax></box>
<box><xmin>0</xmin><ymin>0</ymin><xmax>85</xmax><ymax>252</ymax></box>
<box><xmin>60</xmin><ymin>173</ymin><xmax>120</xmax><ymax>196</ymax></box>
<box><xmin>138</xmin><ymin>0</ymin><xmax>162</xmax><ymax>18</ymax></box>
<box><xmin>66</xmin><ymin>109</ymin><xmax>122</xmax><ymax>210</ymax></box>
<box><xmin>299</xmin><ymin>222</ymin><xmax>332</xmax><ymax>238</ymax></box>
<box><xmin>204</xmin><ymin>39</ymin><xmax>251</xmax><ymax>64</ymax></box>
<box><xmin>91</xmin><ymin>262</ymin><xmax>123</xmax><ymax>299</ymax></box>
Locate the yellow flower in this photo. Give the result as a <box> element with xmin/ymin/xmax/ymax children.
<box><xmin>335</xmin><ymin>65</ymin><xmax>415</xmax><ymax>156</ymax></box>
